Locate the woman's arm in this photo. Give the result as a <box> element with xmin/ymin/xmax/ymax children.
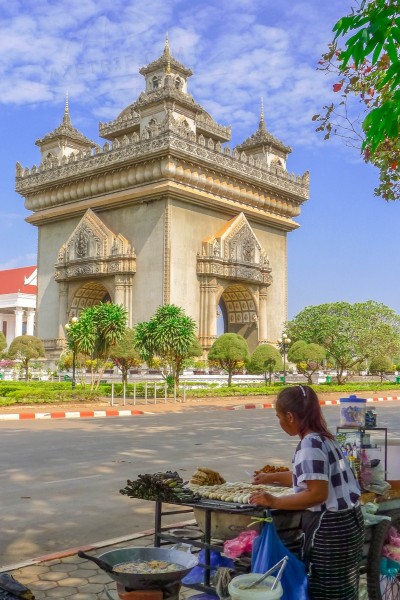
<box><xmin>249</xmin><ymin>479</ymin><xmax>329</xmax><ymax>511</ymax></box>
<box><xmin>252</xmin><ymin>471</ymin><xmax>293</xmax><ymax>487</ymax></box>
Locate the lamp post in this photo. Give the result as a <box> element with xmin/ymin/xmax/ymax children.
<box><xmin>278</xmin><ymin>333</ymin><xmax>291</xmax><ymax>384</ymax></box>
<box><xmin>65</xmin><ymin>316</ymin><xmax>78</xmax><ymax>389</ymax></box>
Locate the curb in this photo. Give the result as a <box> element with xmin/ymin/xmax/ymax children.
<box><xmin>0</xmin><ymin>396</ymin><xmax>399</xmax><ymax>420</ymax></box>
<box><xmin>0</xmin><ymin>408</ymin><xmax>145</xmax><ymax>421</ymax></box>
<box><xmin>2</xmin><ymin>518</ymin><xmax>196</xmax><ymax>572</ymax></box>
<box><xmin>224</xmin><ymin>397</ymin><xmax>400</xmax><ymax>410</ymax></box>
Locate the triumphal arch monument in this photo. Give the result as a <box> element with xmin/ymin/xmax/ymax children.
<box><xmin>16</xmin><ymin>39</ymin><xmax>309</xmax><ymax>358</ymax></box>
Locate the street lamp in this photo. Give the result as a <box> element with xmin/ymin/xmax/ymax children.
<box><xmin>65</xmin><ymin>316</ymin><xmax>78</xmax><ymax>389</ymax></box>
<box><xmin>278</xmin><ymin>333</ymin><xmax>291</xmax><ymax>384</ymax></box>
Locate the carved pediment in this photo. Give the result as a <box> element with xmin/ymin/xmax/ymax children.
<box><xmin>197</xmin><ymin>213</ymin><xmax>272</xmax><ymax>285</ymax></box>
<box><xmin>55</xmin><ymin>209</ymin><xmax>136</xmax><ymax>281</ymax></box>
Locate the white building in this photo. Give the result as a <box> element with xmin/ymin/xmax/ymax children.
<box><xmin>0</xmin><ymin>266</ymin><xmax>37</xmax><ymax>346</ymax></box>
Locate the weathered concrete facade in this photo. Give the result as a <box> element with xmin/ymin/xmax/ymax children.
<box><xmin>16</xmin><ymin>39</ymin><xmax>309</xmax><ymax>358</ymax></box>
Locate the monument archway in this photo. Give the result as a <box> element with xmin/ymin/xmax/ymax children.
<box><xmin>68</xmin><ymin>281</ymin><xmax>112</xmax><ymax>320</ymax></box>
<box><xmin>197</xmin><ymin>213</ymin><xmax>272</xmax><ymax>352</ymax></box>
<box><xmin>218</xmin><ymin>283</ymin><xmax>258</xmax><ymax>349</ymax></box>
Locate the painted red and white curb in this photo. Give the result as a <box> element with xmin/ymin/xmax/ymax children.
<box><xmin>224</xmin><ymin>396</ymin><xmax>400</xmax><ymax>410</ymax></box>
<box><xmin>0</xmin><ymin>408</ymin><xmax>145</xmax><ymax>421</ymax></box>
<box><xmin>0</xmin><ymin>396</ymin><xmax>399</xmax><ymax>420</ymax></box>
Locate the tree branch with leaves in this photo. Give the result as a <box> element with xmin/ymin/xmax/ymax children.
<box><xmin>314</xmin><ymin>0</ymin><xmax>399</xmax><ymax>201</ymax></box>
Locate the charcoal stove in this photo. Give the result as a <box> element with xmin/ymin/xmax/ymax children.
<box><xmin>116</xmin><ymin>580</ymin><xmax>181</xmax><ymax>599</ymax></box>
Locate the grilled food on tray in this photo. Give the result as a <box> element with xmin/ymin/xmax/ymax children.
<box><xmin>254</xmin><ymin>464</ymin><xmax>290</xmax><ymax>474</ymax></box>
<box><xmin>188</xmin><ymin>481</ymin><xmax>292</xmax><ymax>504</ymax></box>
<box><xmin>190</xmin><ymin>467</ymin><xmax>226</xmax><ymax>486</ymax></box>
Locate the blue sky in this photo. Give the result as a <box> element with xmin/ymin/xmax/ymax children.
<box><xmin>0</xmin><ymin>0</ymin><xmax>398</xmax><ymax>318</ymax></box>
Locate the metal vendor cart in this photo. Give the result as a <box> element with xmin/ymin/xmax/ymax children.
<box><xmin>152</xmin><ymin>497</ymin><xmax>400</xmax><ymax>599</ymax></box>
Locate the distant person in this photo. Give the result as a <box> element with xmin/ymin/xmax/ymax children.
<box><xmin>250</xmin><ymin>385</ymin><xmax>364</xmax><ymax>600</ymax></box>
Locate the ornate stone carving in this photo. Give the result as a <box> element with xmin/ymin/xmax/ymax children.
<box><xmin>17</xmin><ymin>130</ymin><xmax>309</xmax><ymax>226</ymax></box>
<box><xmin>197</xmin><ymin>213</ymin><xmax>273</xmax><ymax>286</ymax></box>
<box><xmin>54</xmin><ymin>209</ymin><xmax>136</xmax><ymax>282</ymax></box>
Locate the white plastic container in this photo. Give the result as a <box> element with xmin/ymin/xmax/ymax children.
<box><xmin>228</xmin><ymin>574</ymin><xmax>283</xmax><ymax>600</ymax></box>
<box><xmin>340</xmin><ymin>395</ymin><xmax>366</xmax><ymax>427</ymax></box>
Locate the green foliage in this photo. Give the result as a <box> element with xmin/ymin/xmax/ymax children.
<box><xmin>288</xmin><ymin>340</ymin><xmax>326</xmax><ymax>384</ymax></box>
<box><xmin>287</xmin><ymin>301</ymin><xmax>400</xmax><ymax>384</ymax></box>
<box><xmin>248</xmin><ymin>344</ymin><xmax>283</xmax><ymax>385</ymax></box>
<box><xmin>314</xmin><ymin>0</ymin><xmax>400</xmax><ymax>200</ymax></box>
<box><xmin>7</xmin><ymin>335</ymin><xmax>45</xmax><ymax>381</ymax></box>
<box><xmin>0</xmin><ymin>332</ymin><xmax>7</xmax><ymax>357</ymax></box>
<box><xmin>0</xmin><ymin>381</ymin><xmax>102</xmax><ymax>404</ymax></box>
<box><xmin>109</xmin><ymin>328</ymin><xmax>141</xmax><ymax>383</ymax></box>
<box><xmin>134</xmin><ymin>304</ymin><xmax>199</xmax><ymax>386</ymax></box>
<box><xmin>65</xmin><ymin>303</ymin><xmax>127</xmax><ymax>389</ymax></box>
<box><xmin>369</xmin><ymin>354</ymin><xmax>393</xmax><ymax>381</ymax></box>
<box><xmin>208</xmin><ymin>333</ymin><xmax>250</xmax><ymax>386</ymax></box>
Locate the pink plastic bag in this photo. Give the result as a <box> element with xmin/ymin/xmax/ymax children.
<box><xmin>382</xmin><ymin>526</ymin><xmax>400</xmax><ymax>564</ymax></box>
<box><xmin>223</xmin><ymin>529</ymin><xmax>258</xmax><ymax>558</ymax></box>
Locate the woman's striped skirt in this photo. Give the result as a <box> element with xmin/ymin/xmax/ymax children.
<box><xmin>302</xmin><ymin>505</ymin><xmax>364</xmax><ymax>600</ymax></box>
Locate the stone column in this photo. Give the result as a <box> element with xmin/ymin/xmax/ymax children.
<box><xmin>26</xmin><ymin>309</ymin><xmax>35</xmax><ymax>336</ymax></box>
<box><xmin>198</xmin><ymin>281</ymin><xmax>208</xmax><ymax>347</ymax></box>
<box><xmin>258</xmin><ymin>286</ymin><xmax>268</xmax><ymax>343</ymax></box>
<box><xmin>207</xmin><ymin>279</ymin><xmax>218</xmax><ymax>346</ymax></box>
<box><xmin>114</xmin><ymin>275</ymin><xmax>133</xmax><ymax>327</ymax></box>
<box><xmin>198</xmin><ymin>278</ymin><xmax>218</xmax><ymax>349</ymax></box>
<box><xmin>14</xmin><ymin>309</ymin><xmax>24</xmax><ymax>337</ymax></box>
<box><xmin>58</xmin><ymin>282</ymin><xmax>69</xmax><ymax>338</ymax></box>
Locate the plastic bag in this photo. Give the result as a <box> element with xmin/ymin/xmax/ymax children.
<box><xmin>383</xmin><ymin>526</ymin><xmax>400</xmax><ymax>564</ymax></box>
<box><xmin>361</xmin><ymin>502</ymin><xmax>391</xmax><ymax>526</ymax></box>
<box><xmin>223</xmin><ymin>529</ymin><xmax>258</xmax><ymax>558</ymax></box>
<box><xmin>0</xmin><ymin>574</ymin><xmax>35</xmax><ymax>599</ymax></box>
<box><xmin>182</xmin><ymin>550</ymin><xmax>234</xmax><ymax>585</ymax></box>
<box><xmin>251</xmin><ymin>518</ymin><xmax>309</xmax><ymax>600</ymax></box>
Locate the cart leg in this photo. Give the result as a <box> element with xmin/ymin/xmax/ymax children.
<box><xmin>154</xmin><ymin>500</ymin><xmax>162</xmax><ymax>547</ymax></box>
<box><xmin>204</xmin><ymin>508</ymin><xmax>211</xmax><ymax>588</ymax></box>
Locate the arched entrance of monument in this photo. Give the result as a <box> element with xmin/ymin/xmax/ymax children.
<box><xmin>218</xmin><ymin>284</ymin><xmax>258</xmax><ymax>351</ymax></box>
<box><xmin>68</xmin><ymin>281</ymin><xmax>112</xmax><ymax>319</ymax></box>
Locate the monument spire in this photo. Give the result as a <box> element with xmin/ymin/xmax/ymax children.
<box><xmin>164</xmin><ymin>32</ymin><xmax>171</xmax><ymax>74</ymax></box>
<box><xmin>259</xmin><ymin>97</ymin><xmax>266</xmax><ymax>131</ymax></box>
<box><xmin>63</xmin><ymin>92</ymin><xmax>71</xmax><ymax>126</ymax></box>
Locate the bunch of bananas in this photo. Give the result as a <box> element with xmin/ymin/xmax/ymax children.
<box><xmin>254</xmin><ymin>464</ymin><xmax>290</xmax><ymax>475</ymax></box>
<box><xmin>190</xmin><ymin>467</ymin><xmax>226</xmax><ymax>486</ymax></box>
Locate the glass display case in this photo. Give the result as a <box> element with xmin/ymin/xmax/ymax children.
<box><xmin>336</xmin><ymin>427</ymin><xmax>388</xmax><ymax>491</ymax></box>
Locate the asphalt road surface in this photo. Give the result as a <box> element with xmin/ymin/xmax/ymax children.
<box><xmin>1</xmin><ymin>403</ymin><xmax>399</xmax><ymax>567</ymax></box>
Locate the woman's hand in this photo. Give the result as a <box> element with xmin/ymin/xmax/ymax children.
<box><xmin>252</xmin><ymin>471</ymin><xmax>292</xmax><ymax>486</ymax></box>
<box><xmin>249</xmin><ymin>491</ymin><xmax>278</xmax><ymax>509</ymax></box>
<box><xmin>252</xmin><ymin>472</ymin><xmax>276</xmax><ymax>485</ymax></box>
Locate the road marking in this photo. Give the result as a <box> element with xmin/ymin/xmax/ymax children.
<box><xmin>44</xmin><ymin>474</ymin><xmax>102</xmax><ymax>484</ymax></box>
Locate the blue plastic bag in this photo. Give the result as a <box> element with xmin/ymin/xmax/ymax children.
<box><xmin>251</xmin><ymin>518</ymin><xmax>309</xmax><ymax>600</ymax></box>
<box><xmin>182</xmin><ymin>550</ymin><xmax>234</xmax><ymax>585</ymax></box>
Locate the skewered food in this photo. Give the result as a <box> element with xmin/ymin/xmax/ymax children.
<box><xmin>190</xmin><ymin>467</ymin><xmax>226</xmax><ymax>486</ymax></box>
<box><xmin>120</xmin><ymin>471</ymin><xmax>201</xmax><ymax>503</ymax></box>
<box><xmin>188</xmin><ymin>481</ymin><xmax>292</xmax><ymax>504</ymax></box>
<box><xmin>254</xmin><ymin>464</ymin><xmax>290</xmax><ymax>474</ymax></box>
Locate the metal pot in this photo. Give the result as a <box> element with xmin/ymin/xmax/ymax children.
<box><xmin>78</xmin><ymin>546</ymin><xmax>197</xmax><ymax>590</ymax></box>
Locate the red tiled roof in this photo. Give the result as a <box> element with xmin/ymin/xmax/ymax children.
<box><xmin>0</xmin><ymin>266</ymin><xmax>37</xmax><ymax>295</ymax></box>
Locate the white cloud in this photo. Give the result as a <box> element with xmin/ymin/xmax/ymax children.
<box><xmin>0</xmin><ymin>1</ymin><xmax>353</xmax><ymax>158</ymax></box>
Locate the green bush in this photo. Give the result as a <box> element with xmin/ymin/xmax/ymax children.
<box><xmin>0</xmin><ymin>378</ymin><xmax>399</xmax><ymax>406</ymax></box>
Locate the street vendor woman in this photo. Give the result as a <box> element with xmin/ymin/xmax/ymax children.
<box><xmin>250</xmin><ymin>385</ymin><xmax>364</xmax><ymax>600</ymax></box>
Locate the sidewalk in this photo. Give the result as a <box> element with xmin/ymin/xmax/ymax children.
<box><xmin>4</xmin><ymin>521</ymin><xmax>204</xmax><ymax>599</ymax></box>
<box><xmin>0</xmin><ymin>391</ymin><xmax>399</xmax><ymax>420</ymax></box>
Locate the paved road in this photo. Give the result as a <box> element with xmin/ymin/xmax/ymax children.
<box><xmin>1</xmin><ymin>403</ymin><xmax>399</xmax><ymax>567</ymax></box>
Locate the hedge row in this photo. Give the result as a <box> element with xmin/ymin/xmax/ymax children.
<box><xmin>0</xmin><ymin>380</ymin><xmax>399</xmax><ymax>406</ymax></box>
